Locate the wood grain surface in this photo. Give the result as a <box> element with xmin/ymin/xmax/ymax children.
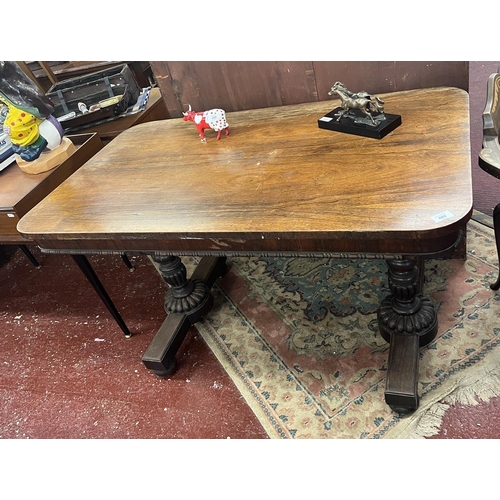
<box><xmin>17</xmin><ymin>87</ymin><xmax>473</xmax><ymax>255</ymax></box>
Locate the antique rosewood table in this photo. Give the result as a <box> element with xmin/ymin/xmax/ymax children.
<box><xmin>17</xmin><ymin>87</ymin><xmax>473</xmax><ymax>412</ymax></box>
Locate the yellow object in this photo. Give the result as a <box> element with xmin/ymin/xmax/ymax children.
<box><xmin>99</xmin><ymin>95</ymin><xmax>123</xmax><ymax>108</ymax></box>
<box><xmin>3</xmin><ymin>103</ymin><xmax>42</xmax><ymax>147</ymax></box>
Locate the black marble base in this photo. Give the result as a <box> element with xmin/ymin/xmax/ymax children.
<box><xmin>318</xmin><ymin>107</ymin><xmax>402</xmax><ymax>139</ymax></box>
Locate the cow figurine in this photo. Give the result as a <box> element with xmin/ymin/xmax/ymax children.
<box><xmin>182</xmin><ymin>105</ymin><xmax>229</xmax><ymax>142</ymax></box>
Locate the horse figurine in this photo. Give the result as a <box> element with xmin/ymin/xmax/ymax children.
<box><xmin>328</xmin><ymin>81</ymin><xmax>385</xmax><ymax>125</ymax></box>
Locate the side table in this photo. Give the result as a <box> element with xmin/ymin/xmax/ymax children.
<box><xmin>0</xmin><ymin>133</ymin><xmax>130</xmax><ymax>336</ymax></box>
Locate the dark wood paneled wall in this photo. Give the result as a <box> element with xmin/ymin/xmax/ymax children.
<box><xmin>150</xmin><ymin>61</ymin><xmax>469</xmax><ymax>118</ymax></box>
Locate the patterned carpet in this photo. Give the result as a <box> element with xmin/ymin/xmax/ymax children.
<box><xmin>192</xmin><ymin>219</ymin><xmax>500</xmax><ymax>438</ymax></box>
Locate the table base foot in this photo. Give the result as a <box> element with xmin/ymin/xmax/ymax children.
<box><xmin>142</xmin><ymin>313</ymin><xmax>190</xmax><ymax>374</ymax></box>
<box><xmin>382</xmin><ymin>319</ymin><xmax>438</xmax><ymax>413</ymax></box>
<box><xmin>384</xmin><ymin>333</ymin><xmax>421</xmax><ymax>414</ymax></box>
<box><xmin>142</xmin><ymin>256</ymin><xmax>227</xmax><ymax>375</ymax></box>
<box><xmin>377</xmin><ymin>258</ymin><xmax>438</xmax><ymax>413</ymax></box>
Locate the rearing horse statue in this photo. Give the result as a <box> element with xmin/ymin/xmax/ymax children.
<box><xmin>328</xmin><ymin>81</ymin><xmax>385</xmax><ymax>125</ymax></box>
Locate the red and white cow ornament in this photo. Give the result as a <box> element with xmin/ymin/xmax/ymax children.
<box><xmin>182</xmin><ymin>105</ymin><xmax>229</xmax><ymax>142</ymax></box>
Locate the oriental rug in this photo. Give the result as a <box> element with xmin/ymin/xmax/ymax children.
<box><xmin>188</xmin><ymin>219</ymin><xmax>500</xmax><ymax>438</ymax></box>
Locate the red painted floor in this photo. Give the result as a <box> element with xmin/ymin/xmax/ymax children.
<box><xmin>0</xmin><ymin>246</ymin><xmax>268</xmax><ymax>439</ymax></box>
<box><xmin>428</xmin><ymin>396</ymin><xmax>500</xmax><ymax>439</ymax></box>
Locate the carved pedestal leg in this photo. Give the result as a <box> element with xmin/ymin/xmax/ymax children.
<box><xmin>142</xmin><ymin>255</ymin><xmax>227</xmax><ymax>376</ymax></box>
<box><xmin>490</xmin><ymin>202</ymin><xmax>500</xmax><ymax>291</ymax></box>
<box><xmin>377</xmin><ymin>259</ymin><xmax>438</xmax><ymax>413</ymax></box>
<box><xmin>158</xmin><ymin>255</ymin><xmax>214</xmax><ymax>318</ymax></box>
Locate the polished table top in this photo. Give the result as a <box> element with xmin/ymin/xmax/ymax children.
<box><xmin>18</xmin><ymin>87</ymin><xmax>473</xmax><ymax>257</ymax></box>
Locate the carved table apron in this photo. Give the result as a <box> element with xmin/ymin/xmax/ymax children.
<box><xmin>17</xmin><ymin>87</ymin><xmax>473</xmax><ymax>412</ymax></box>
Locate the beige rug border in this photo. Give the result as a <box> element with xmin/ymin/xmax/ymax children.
<box><xmin>195</xmin><ymin>297</ymin><xmax>500</xmax><ymax>439</ymax></box>
<box><xmin>196</xmin><ymin>320</ymin><xmax>281</xmax><ymax>438</ymax></box>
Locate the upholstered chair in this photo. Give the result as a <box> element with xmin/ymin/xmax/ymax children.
<box><xmin>478</xmin><ymin>68</ymin><xmax>500</xmax><ymax>290</ymax></box>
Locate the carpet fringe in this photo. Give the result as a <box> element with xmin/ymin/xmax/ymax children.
<box><xmin>403</xmin><ymin>402</ymin><xmax>451</xmax><ymax>439</ymax></box>
<box><xmin>389</xmin><ymin>357</ymin><xmax>500</xmax><ymax>438</ymax></box>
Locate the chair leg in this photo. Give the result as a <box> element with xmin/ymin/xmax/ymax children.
<box><xmin>71</xmin><ymin>254</ymin><xmax>131</xmax><ymax>338</ymax></box>
<box><xmin>19</xmin><ymin>245</ymin><xmax>41</xmax><ymax>269</ymax></box>
<box><xmin>491</xmin><ymin>202</ymin><xmax>500</xmax><ymax>291</ymax></box>
<box><xmin>121</xmin><ymin>253</ymin><xmax>135</xmax><ymax>272</ymax></box>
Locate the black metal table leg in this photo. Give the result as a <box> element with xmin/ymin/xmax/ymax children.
<box><xmin>490</xmin><ymin>202</ymin><xmax>500</xmax><ymax>290</ymax></box>
<box><xmin>19</xmin><ymin>245</ymin><xmax>41</xmax><ymax>269</ymax></box>
<box><xmin>71</xmin><ymin>254</ymin><xmax>131</xmax><ymax>338</ymax></box>
<box><xmin>121</xmin><ymin>253</ymin><xmax>135</xmax><ymax>272</ymax></box>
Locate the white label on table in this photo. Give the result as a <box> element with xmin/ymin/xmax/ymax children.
<box><xmin>7</xmin><ymin>213</ymin><xmax>15</xmax><ymax>218</ymax></box>
<box><xmin>431</xmin><ymin>210</ymin><xmax>453</xmax><ymax>222</ymax></box>
<box><xmin>319</xmin><ymin>116</ymin><xmax>333</xmax><ymax>122</ymax></box>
